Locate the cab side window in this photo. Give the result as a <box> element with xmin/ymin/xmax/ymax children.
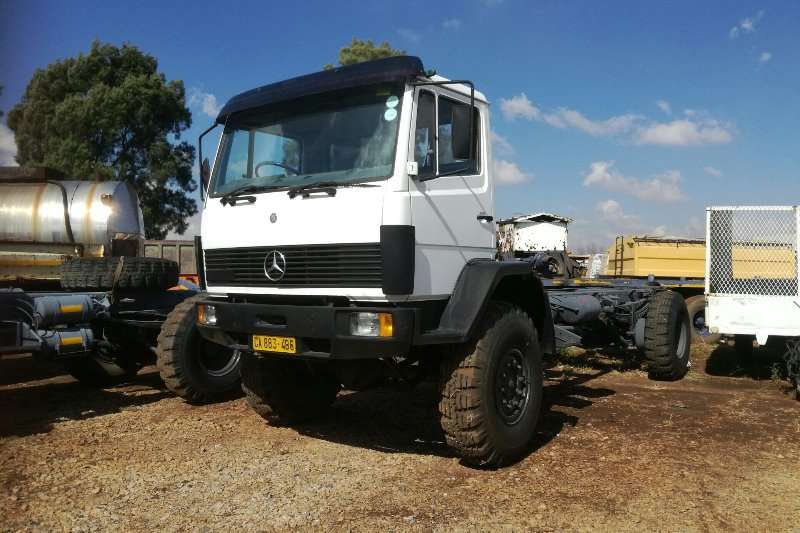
<box><xmin>438</xmin><ymin>96</ymin><xmax>480</xmax><ymax>176</ymax></box>
<box><xmin>414</xmin><ymin>90</ymin><xmax>436</xmax><ymax>178</ymax></box>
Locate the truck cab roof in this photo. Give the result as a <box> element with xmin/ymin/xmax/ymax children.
<box><xmin>215</xmin><ymin>56</ymin><xmax>488</xmax><ymax>124</ymax></box>
<box><xmin>217</xmin><ymin>56</ymin><xmax>424</xmax><ymax>124</ymax></box>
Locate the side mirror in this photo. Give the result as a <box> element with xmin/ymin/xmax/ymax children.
<box><xmin>201</xmin><ymin>158</ymin><xmax>211</xmax><ymax>189</ymax></box>
<box><xmin>451</xmin><ymin>106</ymin><xmax>472</xmax><ymax>161</ymax></box>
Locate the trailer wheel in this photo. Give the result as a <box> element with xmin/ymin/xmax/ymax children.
<box><xmin>642</xmin><ymin>290</ymin><xmax>691</xmax><ymax>380</ymax></box>
<box><xmin>60</xmin><ymin>257</ymin><xmax>179</xmax><ymax>291</ymax></box>
<box><xmin>439</xmin><ymin>302</ymin><xmax>543</xmax><ymax>468</ymax></box>
<box><xmin>156</xmin><ymin>295</ymin><xmax>242</xmax><ymax>403</ymax></box>
<box><xmin>63</xmin><ymin>355</ymin><xmax>140</xmax><ymax>387</ymax></box>
<box><xmin>241</xmin><ymin>351</ymin><xmax>340</xmax><ymax>425</ymax></box>
<box><xmin>685</xmin><ymin>295</ymin><xmax>721</xmax><ymax>345</ymax></box>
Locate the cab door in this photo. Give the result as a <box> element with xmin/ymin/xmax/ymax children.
<box><xmin>409</xmin><ymin>87</ymin><xmax>495</xmax><ymax>297</ymax></box>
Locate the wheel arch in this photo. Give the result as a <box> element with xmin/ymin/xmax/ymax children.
<box><xmin>434</xmin><ymin>259</ymin><xmax>555</xmax><ymax>355</ymax></box>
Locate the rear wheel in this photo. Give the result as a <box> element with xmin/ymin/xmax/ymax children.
<box><xmin>439</xmin><ymin>302</ymin><xmax>543</xmax><ymax>468</ymax></box>
<box><xmin>156</xmin><ymin>295</ymin><xmax>242</xmax><ymax>403</ymax></box>
<box><xmin>685</xmin><ymin>295</ymin><xmax>721</xmax><ymax>345</ymax></box>
<box><xmin>642</xmin><ymin>290</ymin><xmax>691</xmax><ymax>381</ymax></box>
<box><xmin>241</xmin><ymin>352</ymin><xmax>340</xmax><ymax>425</ymax></box>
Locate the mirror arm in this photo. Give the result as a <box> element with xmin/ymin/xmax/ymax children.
<box><xmin>198</xmin><ymin>123</ymin><xmax>219</xmax><ymax>201</ymax></box>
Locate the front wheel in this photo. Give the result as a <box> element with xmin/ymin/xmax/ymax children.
<box><xmin>439</xmin><ymin>302</ymin><xmax>543</xmax><ymax>468</ymax></box>
<box><xmin>156</xmin><ymin>295</ymin><xmax>242</xmax><ymax>403</ymax></box>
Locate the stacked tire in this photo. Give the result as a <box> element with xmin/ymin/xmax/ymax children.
<box><xmin>60</xmin><ymin>257</ymin><xmax>179</xmax><ymax>291</ymax></box>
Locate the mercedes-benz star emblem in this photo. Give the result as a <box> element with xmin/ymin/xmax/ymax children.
<box><xmin>263</xmin><ymin>250</ymin><xmax>287</xmax><ymax>281</ymax></box>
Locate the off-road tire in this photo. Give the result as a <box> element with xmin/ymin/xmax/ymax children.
<box><xmin>156</xmin><ymin>295</ymin><xmax>242</xmax><ymax>403</ymax></box>
<box><xmin>60</xmin><ymin>257</ymin><xmax>179</xmax><ymax>291</ymax></box>
<box><xmin>241</xmin><ymin>351</ymin><xmax>340</xmax><ymax>425</ymax></box>
<box><xmin>439</xmin><ymin>301</ymin><xmax>543</xmax><ymax>468</ymax></box>
<box><xmin>63</xmin><ymin>355</ymin><xmax>140</xmax><ymax>387</ymax></box>
<box><xmin>642</xmin><ymin>290</ymin><xmax>691</xmax><ymax>380</ymax></box>
<box><xmin>685</xmin><ymin>295</ymin><xmax>721</xmax><ymax>345</ymax></box>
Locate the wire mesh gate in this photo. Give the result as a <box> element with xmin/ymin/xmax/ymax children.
<box><xmin>706</xmin><ymin>206</ymin><xmax>799</xmax><ymax>297</ymax></box>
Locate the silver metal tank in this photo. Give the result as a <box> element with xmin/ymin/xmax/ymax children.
<box><xmin>0</xmin><ymin>179</ymin><xmax>144</xmax><ymax>283</ymax></box>
<box><xmin>0</xmin><ymin>180</ymin><xmax>143</xmax><ymax>246</ymax></box>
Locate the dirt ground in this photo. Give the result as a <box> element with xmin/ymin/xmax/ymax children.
<box><xmin>1</xmin><ymin>344</ymin><xmax>798</xmax><ymax>532</ymax></box>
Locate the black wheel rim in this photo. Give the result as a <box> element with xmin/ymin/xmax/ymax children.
<box><xmin>494</xmin><ymin>347</ymin><xmax>531</xmax><ymax>425</ymax></box>
<box><xmin>197</xmin><ymin>337</ymin><xmax>240</xmax><ymax>377</ymax></box>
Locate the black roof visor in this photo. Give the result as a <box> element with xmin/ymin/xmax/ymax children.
<box><xmin>216</xmin><ymin>56</ymin><xmax>425</xmax><ymax>124</ymax></box>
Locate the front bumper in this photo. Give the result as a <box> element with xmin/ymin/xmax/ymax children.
<box><xmin>196</xmin><ymin>300</ymin><xmax>416</xmax><ymax>359</ymax></box>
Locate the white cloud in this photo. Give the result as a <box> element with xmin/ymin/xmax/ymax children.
<box><xmin>0</xmin><ymin>123</ymin><xmax>18</xmax><ymax>166</ymax></box>
<box><xmin>542</xmin><ymin>108</ymin><xmax>641</xmax><ymax>137</ymax></box>
<box><xmin>397</xmin><ymin>28</ymin><xmax>421</xmax><ymax>43</ymax></box>
<box><xmin>759</xmin><ymin>51</ymin><xmax>772</xmax><ymax>63</ymax></box>
<box><xmin>189</xmin><ymin>89</ymin><xmax>221</xmax><ymax>118</ymax></box>
<box><xmin>490</xmin><ymin>130</ymin><xmax>514</xmax><ymax>155</ymax></box>
<box><xmin>634</xmin><ymin>118</ymin><xmax>734</xmax><ymax>147</ymax></box>
<box><xmin>704</xmin><ymin>165</ymin><xmax>723</xmax><ymax>177</ymax></box>
<box><xmin>596</xmin><ymin>199</ymin><xmax>639</xmax><ymax>224</ymax></box>
<box><xmin>656</xmin><ymin>99</ymin><xmax>672</xmax><ymax>115</ymax></box>
<box><xmin>493</xmin><ymin>159</ymin><xmax>532</xmax><ymax>185</ymax></box>
<box><xmin>499</xmin><ymin>92</ymin><xmax>734</xmax><ymax>147</ymax></box>
<box><xmin>442</xmin><ymin>18</ymin><xmax>462</xmax><ymax>30</ymax></box>
<box><xmin>498</xmin><ymin>93</ymin><xmax>540</xmax><ymax>121</ymax></box>
<box><xmin>729</xmin><ymin>10</ymin><xmax>764</xmax><ymax>38</ymax></box>
<box><xmin>583</xmin><ymin>161</ymin><xmax>684</xmax><ymax>202</ymax></box>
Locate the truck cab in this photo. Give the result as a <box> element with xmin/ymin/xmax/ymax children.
<box><xmin>195</xmin><ymin>56</ymin><xmax>555</xmax><ymax>466</ymax></box>
<box><xmin>200</xmin><ymin>56</ymin><xmax>494</xmax><ymax>302</ymax></box>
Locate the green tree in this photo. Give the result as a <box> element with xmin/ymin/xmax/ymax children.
<box><xmin>7</xmin><ymin>41</ymin><xmax>196</xmax><ymax>239</ymax></box>
<box><xmin>325</xmin><ymin>38</ymin><xmax>405</xmax><ymax>69</ymax></box>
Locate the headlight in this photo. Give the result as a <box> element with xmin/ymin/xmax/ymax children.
<box><xmin>349</xmin><ymin>312</ymin><xmax>393</xmax><ymax>337</ymax></box>
<box><xmin>196</xmin><ymin>303</ymin><xmax>217</xmax><ymax>326</ymax></box>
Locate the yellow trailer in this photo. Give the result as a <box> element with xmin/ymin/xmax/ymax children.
<box><xmin>605</xmin><ymin>236</ymin><xmax>706</xmax><ymax>279</ymax></box>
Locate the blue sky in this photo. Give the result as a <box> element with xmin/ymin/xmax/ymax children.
<box><xmin>1</xmin><ymin>0</ymin><xmax>798</xmax><ymax>249</ymax></box>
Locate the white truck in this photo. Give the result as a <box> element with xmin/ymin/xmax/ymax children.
<box><xmin>194</xmin><ymin>56</ymin><xmax>692</xmax><ymax>466</ymax></box>
<box><xmin>705</xmin><ymin>206</ymin><xmax>800</xmax><ymax>398</ymax></box>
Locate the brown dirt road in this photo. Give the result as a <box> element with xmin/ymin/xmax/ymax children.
<box><xmin>1</xmin><ymin>345</ymin><xmax>798</xmax><ymax>532</ymax></box>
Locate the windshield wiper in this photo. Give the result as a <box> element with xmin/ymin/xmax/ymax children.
<box><xmin>287</xmin><ymin>181</ymin><xmax>379</xmax><ymax>199</ymax></box>
<box><xmin>219</xmin><ymin>184</ymin><xmax>282</xmax><ymax>206</ymax></box>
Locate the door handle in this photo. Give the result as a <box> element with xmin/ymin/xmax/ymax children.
<box><xmin>477</xmin><ymin>214</ymin><xmax>494</xmax><ymax>223</ymax></box>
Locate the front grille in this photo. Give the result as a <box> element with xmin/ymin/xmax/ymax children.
<box><xmin>204</xmin><ymin>243</ymin><xmax>382</xmax><ymax>288</ymax></box>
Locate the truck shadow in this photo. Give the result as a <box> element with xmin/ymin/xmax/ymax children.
<box><xmin>0</xmin><ymin>366</ymin><xmax>171</xmax><ymax>438</ymax></box>
<box><xmin>704</xmin><ymin>343</ymin><xmax>787</xmax><ymax>381</ymax></box>
<box><xmin>294</xmin><ymin>366</ymin><xmax>616</xmax><ymax>466</ymax></box>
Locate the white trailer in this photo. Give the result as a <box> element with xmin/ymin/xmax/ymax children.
<box><xmin>497</xmin><ymin>213</ymin><xmax>572</xmax><ymax>255</ymax></box>
<box><xmin>705</xmin><ymin>205</ymin><xmax>800</xmax><ymax>397</ymax></box>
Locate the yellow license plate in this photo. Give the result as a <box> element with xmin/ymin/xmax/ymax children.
<box><xmin>252</xmin><ymin>335</ymin><xmax>297</xmax><ymax>354</ymax></box>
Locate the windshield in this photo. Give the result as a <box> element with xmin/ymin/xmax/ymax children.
<box><xmin>210</xmin><ymin>84</ymin><xmax>404</xmax><ymax>196</ymax></box>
